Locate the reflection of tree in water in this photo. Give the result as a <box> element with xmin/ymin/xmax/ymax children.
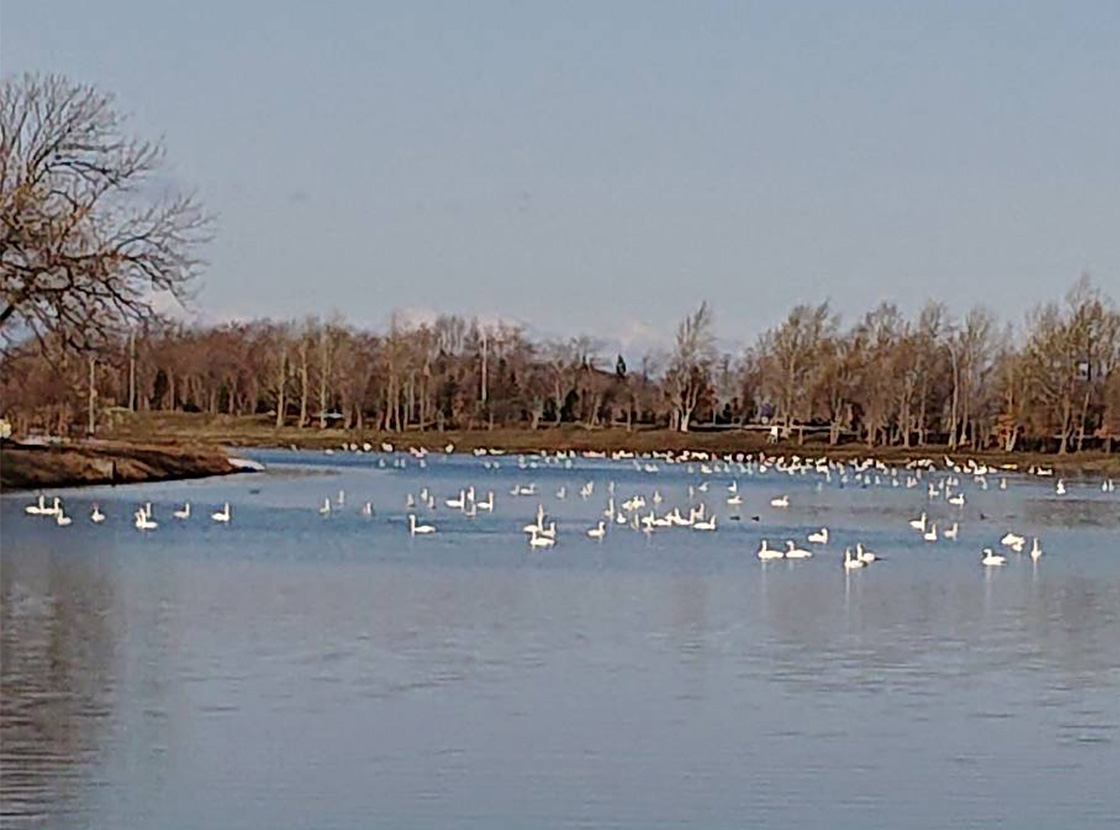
<box><xmin>1</xmin><ymin>546</ymin><xmax>117</xmax><ymax>827</ymax></box>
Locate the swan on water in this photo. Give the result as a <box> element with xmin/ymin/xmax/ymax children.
<box><xmin>807</xmin><ymin>527</ymin><xmax>829</xmax><ymax>545</ymax></box>
<box><xmin>981</xmin><ymin>548</ymin><xmax>1006</xmax><ymax>566</ymax></box>
<box><xmin>785</xmin><ymin>540</ymin><xmax>812</xmax><ymax>559</ymax></box>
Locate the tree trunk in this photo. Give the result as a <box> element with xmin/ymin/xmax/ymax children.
<box><xmin>87</xmin><ymin>355</ymin><xmax>97</xmax><ymax>436</ymax></box>
<box><xmin>275</xmin><ymin>352</ymin><xmax>287</xmax><ymax>428</ymax></box>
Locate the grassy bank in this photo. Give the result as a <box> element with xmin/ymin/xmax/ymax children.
<box><xmin>95</xmin><ymin>411</ymin><xmax>1120</xmax><ymax>477</ymax></box>
<box><xmin>0</xmin><ymin>440</ymin><xmax>238</xmax><ymax>491</ymax></box>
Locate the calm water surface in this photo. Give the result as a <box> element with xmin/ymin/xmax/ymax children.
<box><xmin>2</xmin><ymin>450</ymin><xmax>1119</xmax><ymax>828</ymax></box>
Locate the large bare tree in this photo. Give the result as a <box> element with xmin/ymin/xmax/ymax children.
<box><xmin>667</xmin><ymin>302</ymin><xmax>716</xmax><ymax>432</ymax></box>
<box><xmin>1</xmin><ymin>73</ymin><xmax>210</xmax><ymax>349</ymax></box>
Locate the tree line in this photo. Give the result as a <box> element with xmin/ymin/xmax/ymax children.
<box><xmin>2</xmin><ymin>74</ymin><xmax>1118</xmax><ymax>454</ymax></box>
<box><xmin>3</xmin><ymin>278</ymin><xmax>1119</xmax><ymax>454</ymax></box>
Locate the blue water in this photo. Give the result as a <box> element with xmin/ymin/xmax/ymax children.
<box><xmin>2</xmin><ymin>449</ymin><xmax>1118</xmax><ymax>828</ymax></box>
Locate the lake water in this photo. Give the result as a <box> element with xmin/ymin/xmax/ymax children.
<box><xmin>2</xmin><ymin>449</ymin><xmax>1119</xmax><ymax>829</ymax></box>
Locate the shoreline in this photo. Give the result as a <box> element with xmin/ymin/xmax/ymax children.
<box><xmin>0</xmin><ymin>441</ymin><xmax>243</xmax><ymax>492</ymax></box>
<box><xmin>96</xmin><ymin>414</ymin><xmax>1120</xmax><ymax>478</ymax></box>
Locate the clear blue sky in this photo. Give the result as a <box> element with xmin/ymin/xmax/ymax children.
<box><xmin>4</xmin><ymin>1</ymin><xmax>1119</xmax><ymax>352</ymax></box>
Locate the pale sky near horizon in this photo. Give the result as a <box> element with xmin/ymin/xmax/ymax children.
<box><xmin>4</xmin><ymin>1</ymin><xmax>1119</xmax><ymax>355</ymax></box>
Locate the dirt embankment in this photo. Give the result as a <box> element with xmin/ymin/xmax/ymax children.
<box><xmin>0</xmin><ymin>441</ymin><xmax>240</xmax><ymax>491</ymax></box>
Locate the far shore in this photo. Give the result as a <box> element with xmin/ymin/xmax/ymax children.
<box><xmin>88</xmin><ymin>412</ymin><xmax>1120</xmax><ymax>478</ymax></box>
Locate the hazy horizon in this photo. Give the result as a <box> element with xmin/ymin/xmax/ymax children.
<box><xmin>4</xmin><ymin>1</ymin><xmax>1118</xmax><ymax>353</ymax></box>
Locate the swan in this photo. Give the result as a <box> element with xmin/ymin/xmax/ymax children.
<box><xmin>408</xmin><ymin>514</ymin><xmax>435</xmax><ymax>535</ymax></box>
<box><xmin>692</xmin><ymin>516</ymin><xmax>717</xmax><ymax>531</ymax></box>
<box><xmin>555</xmin><ymin>486</ymin><xmax>567</xmax><ymax>500</ymax></box>
<box><xmin>445</xmin><ymin>490</ymin><xmax>466</xmax><ymax>510</ymax></box>
<box><xmin>948</xmin><ymin>492</ymin><xmax>966</xmax><ymax>507</ymax></box>
<box><xmin>476</xmin><ymin>491</ymin><xmax>495</xmax><ymax>512</ymax></box>
<box><xmin>173</xmin><ymin>503</ymin><xmax>191</xmax><ymax>519</ymax></box>
<box><xmin>134</xmin><ymin>509</ymin><xmax>158</xmax><ymax>531</ymax></box>
<box><xmin>943</xmin><ymin>522</ymin><xmax>959</xmax><ymax>540</ymax></box>
<box><xmin>981</xmin><ymin>548</ymin><xmax>1006</xmax><ymax>566</ymax></box>
<box><xmin>587</xmin><ymin>521</ymin><xmax>606</xmax><ymax>540</ymax></box>
<box><xmin>319</xmin><ymin>498</ymin><xmax>331</xmax><ymax>515</ymax></box>
<box><xmin>90</xmin><ymin>504</ymin><xmax>106</xmax><ymax>523</ymax></box>
<box><xmin>337</xmin><ymin>489</ymin><xmax>346</xmax><ymax>506</ymax></box>
<box><xmin>1000</xmin><ymin>532</ymin><xmax>1026</xmax><ymax>551</ymax></box>
<box><xmin>527</xmin><ymin>528</ymin><xmax>555</xmax><ymax>548</ymax></box>
<box><xmin>522</xmin><ymin>504</ymin><xmax>546</xmax><ymax>534</ymax></box>
<box><xmin>1030</xmin><ymin>537</ymin><xmax>1043</xmax><ymax>561</ymax></box>
<box><xmin>55</xmin><ymin>510</ymin><xmax>72</xmax><ymax>527</ymax></box>
<box><xmin>785</xmin><ymin>540</ymin><xmax>813</xmax><ymax>559</ymax></box>
<box><xmin>406</xmin><ymin>493</ymin><xmax>416</xmax><ymax>508</ymax></box>
<box><xmin>909</xmin><ymin>512</ymin><xmax>927</xmax><ymax>532</ymax></box>
<box><xmin>923</xmin><ymin>523</ymin><xmax>938</xmax><ymax>542</ymax></box>
<box><xmin>1055</xmin><ymin>479</ymin><xmax>1066</xmax><ymax>496</ymax></box>
<box><xmin>807</xmin><ymin>527</ymin><xmax>829</xmax><ymax>545</ymax></box>
<box><xmin>757</xmin><ymin>539</ymin><xmax>784</xmax><ymax>561</ymax></box>
<box><xmin>727</xmin><ymin>494</ymin><xmax>743</xmax><ymax>506</ymax></box>
<box><xmin>211</xmin><ymin>503</ymin><xmax>231</xmax><ymax>523</ymax></box>
<box><xmin>539</xmin><ymin>521</ymin><xmax>557</xmax><ymax>540</ymax></box>
<box><xmin>855</xmin><ymin>542</ymin><xmax>877</xmax><ymax>564</ymax></box>
<box><xmin>25</xmin><ymin>494</ymin><xmax>47</xmax><ymax>515</ymax></box>
<box><xmin>769</xmin><ymin>495</ymin><xmax>790</xmax><ymax>508</ymax></box>
<box><xmin>361</xmin><ymin>501</ymin><xmax>374</xmax><ymax>517</ymax></box>
<box><xmin>843</xmin><ymin>547</ymin><xmax>866</xmax><ymax>570</ymax></box>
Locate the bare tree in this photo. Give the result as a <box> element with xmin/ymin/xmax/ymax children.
<box><xmin>1</xmin><ymin>73</ymin><xmax>210</xmax><ymax>349</ymax></box>
<box><xmin>667</xmin><ymin>302</ymin><xmax>716</xmax><ymax>432</ymax></box>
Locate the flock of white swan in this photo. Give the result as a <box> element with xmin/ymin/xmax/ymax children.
<box><xmin>19</xmin><ymin>445</ymin><xmax>1115</xmax><ymax>570</ymax></box>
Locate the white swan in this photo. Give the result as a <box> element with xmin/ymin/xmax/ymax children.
<box><xmin>134</xmin><ymin>509</ymin><xmax>158</xmax><ymax>531</ymax></box>
<box><xmin>948</xmin><ymin>492</ymin><xmax>965</xmax><ymax>507</ymax></box>
<box><xmin>173</xmin><ymin>503</ymin><xmax>191</xmax><ymax>519</ymax></box>
<box><xmin>1030</xmin><ymin>537</ymin><xmax>1043</xmax><ymax>561</ymax></box>
<box><xmin>408</xmin><ymin>514</ymin><xmax>435</xmax><ymax>535</ymax></box>
<box><xmin>981</xmin><ymin>548</ymin><xmax>1006</xmax><ymax>566</ymax></box>
<box><xmin>361</xmin><ymin>501</ymin><xmax>374</xmax><ymax>517</ymax></box>
<box><xmin>943</xmin><ymin>522</ymin><xmax>959</xmax><ymax>541</ymax></box>
<box><xmin>807</xmin><ymin>527</ymin><xmax>829</xmax><ymax>545</ymax></box>
<box><xmin>843</xmin><ymin>547</ymin><xmax>866</xmax><ymax>570</ymax></box>
<box><xmin>1055</xmin><ymin>479</ymin><xmax>1066</xmax><ymax>496</ymax></box>
<box><xmin>319</xmin><ymin>498</ymin><xmax>331</xmax><ymax>515</ymax></box>
<box><xmin>1000</xmin><ymin>532</ymin><xmax>1026</xmax><ymax>552</ymax></box>
<box><xmin>757</xmin><ymin>539</ymin><xmax>784</xmax><ymax>561</ymax></box>
<box><xmin>522</xmin><ymin>504</ymin><xmax>546</xmax><ymax>534</ymax></box>
<box><xmin>587</xmin><ymin>521</ymin><xmax>606</xmax><ymax>540</ymax></box>
<box><xmin>90</xmin><ymin>504</ymin><xmax>106</xmax><ymax>524</ymax></box>
<box><xmin>923</xmin><ymin>523</ymin><xmax>938</xmax><ymax>542</ymax></box>
<box><xmin>476</xmin><ymin>491</ymin><xmax>495</xmax><ymax>512</ymax></box>
<box><xmin>25</xmin><ymin>494</ymin><xmax>47</xmax><ymax>515</ymax></box>
<box><xmin>445</xmin><ymin>490</ymin><xmax>466</xmax><ymax>510</ymax></box>
<box><xmin>211</xmin><ymin>503</ymin><xmax>231</xmax><ymax>523</ymax></box>
<box><xmin>769</xmin><ymin>495</ymin><xmax>790</xmax><ymax>508</ymax></box>
<box><xmin>909</xmin><ymin>512</ymin><xmax>927</xmax><ymax>532</ymax></box>
<box><xmin>785</xmin><ymin>540</ymin><xmax>813</xmax><ymax>559</ymax></box>
<box><xmin>55</xmin><ymin>510</ymin><xmax>72</xmax><ymax>527</ymax></box>
<box><xmin>539</xmin><ymin>521</ymin><xmax>557</xmax><ymax>540</ymax></box>
<box><xmin>528</xmin><ymin>528</ymin><xmax>555</xmax><ymax>548</ymax></box>
<box><xmin>692</xmin><ymin>515</ymin><xmax>717</xmax><ymax>531</ymax></box>
<box><xmin>855</xmin><ymin>542</ymin><xmax>877</xmax><ymax>564</ymax></box>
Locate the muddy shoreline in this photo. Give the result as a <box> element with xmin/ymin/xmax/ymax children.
<box><xmin>0</xmin><ymin>441</ymin><xmax>242</xmax><ymax>491</ymax></box>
